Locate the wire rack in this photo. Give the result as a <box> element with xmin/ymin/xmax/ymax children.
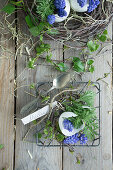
<box><xmin>35</xmin><ymin>81</ymin><xmax>101</xmax><ymax>147</ymax></box>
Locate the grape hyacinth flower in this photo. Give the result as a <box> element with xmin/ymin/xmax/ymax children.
<box><xmin>54</xmin><ymin>0</ymin><xmax>66</xmax><ymax>9</ymax></box>
<box><xmin>63</xmin><ymin>133</ymin><xmax>79</xmax><ymax>144</ymax></box>
<box><xmin>87</xmin><ymin>0</ymin><xmax>100</xmax><ymax>13</ymax></box>
<box><xmin>57</xmin><ymin>9</ymin><xmax>67</xmax><ymax>17</ymax></box>
<box><xmin>47</xmin><ymin>15</ymin><xmax>55</xmax><ymax>24</ymax></box>
<box><xmin>79</xmin><ymin>134</ymin><xmax>88</xmax><ymax>144</ymax></box>
<box><xmin>77</xmin><ymin>0</ymin><xmax>87</xmax><ymax>8</ymax></box>
<box><xmin>63</xmin><ymin>119</ymin><xmax>74</xmax><ymax>132</ymax></box>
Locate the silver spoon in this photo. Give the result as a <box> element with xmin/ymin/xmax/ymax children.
<box><xmin>46</xmin><ymin>72</ymin><xmax>74</xmax><ymax>93</ymax></box>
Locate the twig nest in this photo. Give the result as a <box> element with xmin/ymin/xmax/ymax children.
<box><xmin>55</xmin><ymin>0</ymin><xmax>70</xmax><ymax>22</ymax></box>
<box><xmin>70</xmin><ymin>0</ymin><xmax>89</xmax><ymax>12</ymax></box>
<box><xmin>59</xmin><ymin>112</ymin><xmax>85</xmax><ymax>136</ymax></box>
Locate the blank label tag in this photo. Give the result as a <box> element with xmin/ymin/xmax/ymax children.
<box><xmin>21</xmin><ymin>101</ymin><xmax>57</xmax><ymax>125</ymax></box>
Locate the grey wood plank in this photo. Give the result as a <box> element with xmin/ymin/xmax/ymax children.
<box><xmin>0</xmin><ymin>1</ymin><xmax>15</xmax><ymax>169</ymax></box>
<box><xmin>63</xmin><ymin>23</ymin><xmax>112</xmax><ymax>170</ymax></box>
<box><xmin>15</xmin><ymin>11</ymin><xmax>63</xmax><ymax>169</ymax></box>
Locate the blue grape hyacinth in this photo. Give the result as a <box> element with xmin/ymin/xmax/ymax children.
<box><xmin>57</xmin><ymin>9</ymin><xmax>67</xmax><ymax>17</ymax></box>
<box><xmin>87</xmin><ymin>0</ymin><xmax>100</xmax><ymax>13</ymax></box>
<box><xmin>63</xmin><ymin>119</ymin><xmax>74</xmax><ymax>132</ymax></box>
<box><xmin>47</xmin><ymin>15</ymin><xmax>55</xmax><ymax>24</ymax></box>
<box><xmin>77</xmin><ymin>0</ymin><xmax>87</xmax><ymax>8</ymax></box>
<box><xmin>63</xmin><ymin>133</ymin><xmax>88</xmax><ymax>145</ymax></box>
<box><xmin>54</xmin><ymin>0</ymin><xmax>66</xmax><ymax>9</ymax></box>
<box><xmin>63</xmin><ymin>133</ymin><xmax>79</xmax><ymax>144</ymax></box>
<box><xmin>79</xmin><ymin>134</ymin><xmax>88</xmax><ymax>144</ymax></box>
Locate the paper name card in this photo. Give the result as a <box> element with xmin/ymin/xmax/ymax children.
<box><xmin>21</xmin><ymin>101</ymin><xmax>57</xmax><ymax>125</ymax></box>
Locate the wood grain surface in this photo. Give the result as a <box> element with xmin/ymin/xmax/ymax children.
<box><xmin>0</xmin><ymin>3</ymin><xmax>112</xmax><ymax>170</ymax></box>
<box><xmin>0</xmin><ymin>1</ymin><xmax>15</xmax><ymax>169</ymax></box>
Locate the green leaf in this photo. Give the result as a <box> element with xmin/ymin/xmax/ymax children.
<box><xmin>89</xmin><ymin>65</ymin><xmax>94</xmax><ymax>73</ymax></box>
<box><xmin>27</xmin><ymin>58</ymin><xmax>35</xmax><ymax>69</ymax></box>
<box><xmin>41</xmin><ymin>96</ymin><xmax>50</xmax><ymax>103</ymax></box>
<box><xmin>37</xmin><ymin>132</ymin><xmax>42</xmax><ymax>139</ymax></box>
<box><xmin>87</xmin><ymin>40</ymin><xmax>99</xmax><ymax>52</ymax></box>
<box><xmin>25</xmin><ymin>15</ymin><xmax>34</xmax><ymax>28</ymax></box>
<box><xmin>0</xmin><ymin>144</ymin><xmax>4</xmax><ymax>149</ymax></box>
<box><xmin>44</xmin><ymin>129</ymin><xmax>48</xmax><ymax>135</ymax></box>
<box><xmin>36</xmin><ymin>43</ymin><xmax>50</xmax><ymax>55</ymax></box>
<box><xmin>97</xmin><ymin>29</ymin><xmax>108</xmax><ymax>42</ymax></box>
<box><xmin>87</xmin><ymin>60</ymin><xmax>94</xmax><ymax>65</ymax></box>
<box><xmin>73</xmin><ymin>57</ymin><xmax>85</xmax><ymax>72</ymax></box>
<box><xmin>46</xmin><ymin>120</ymin><xmax>51</xmax><ymax>126</ymax></box>
<box><xmin>40</xmin><ymin>35</ymin><xmax>43</xmax><ymax>41</ymax></box>
<box><xmin>46</xmin><ymin>54</ymin><xmax>53</xmax><ymax>63</ymax></box>
<box><xmin>47</xmin><ymin>28</ymin><xmax>59</xmax><ymax>35</ymax></box>
<box><xmin>55</xmin><ymin>62</ymin><xmax>69</xmax><ymax>72</ymax></box>
<box><xmin>2</xmin><ymin>4</ymin><xmax>16</xmax><ymax>14</ymax></box>
<box><xmin>30</xmin><ymin>83</ymin><xmax>35</xmax><ymax>89</ymax></box>
<box><xmin>10</xmin><ymin>0</ymin><xmax>23</xmax><ymax>6</ymax></box>
<box><xmin>32</xmin><ymin>120</ymin><xmax>37</xmax><ymax>124</ymax></box>
<box><xmin>56</xmin><ymin>133</ymin><xmax>64</xmax><ymax>142</ymax></box>
<box><xmin>29</xmin><ymin>26</ymin><xmax>40</xmax><ymax>37</ymax></box>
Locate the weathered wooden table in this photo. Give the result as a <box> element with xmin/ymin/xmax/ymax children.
<box><xmin>0</xmin><ymin>1</ymin><xmax>112</xmax><ymax>170</ymax></box>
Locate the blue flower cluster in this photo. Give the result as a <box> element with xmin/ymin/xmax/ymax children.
<box><xmin>54</xmin><ymin>0</ymin><xmax>66</xmax><ymax>9</ymax></box>
<box><xmin>63</xmin><ymin>119</ymin><xmax>74</xmax><ymax>132</ymax></box>
<box><xmin>54</xmin><ymin>0</ymin><xmax>67</xmax><ymax>17</ymax></box>
<box><xmin>77</xmin><ymin>0</ymin><xmax>87</xmax><ymax>8</ymax></box>
<box><xmin>79</xmin><ymin>134</ymin><xmax>88</xmax><ymax>144</ymax></box>
<box><xmin>57</xmin><ymin>9</ymin><xmax>67</xmax><ymax>17</ymax></box>
<box><xmin>63</xmin><ymin>133</ymin><xmax>88</xmax><ymax>145</ymax></box>
<box><xmin>47</xmin><ymin>0</ymin><xmax>67</xmax><ymax>24</ymax></box>
<box><xmin>47</xmin><ymin>15</ymin><xmax>56</xmax><ymax>24</ymax></box>
<box><xmin>77</xmin><ymin>0</ymin><xmax>100</xmax><ymax>13</ymax></box>
<box><xmin>88</xmin><ymin>0</ymin><xmax>100</xmax><ymax>13</ymax></box>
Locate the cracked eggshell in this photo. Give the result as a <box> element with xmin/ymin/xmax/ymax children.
<box><xmin>70</xmin><ymin>0</ymin><xmax>89</xmax><ymax>12</ymax></box>
<box><xmin>59</xmin><ymin>112</ymin><xmax>85</xmax><ymax>136</ymax></box>
<box><xmin>55</xmin><ymin>0</ymin><xmax>70</xmax><ymax>23</ymax></box>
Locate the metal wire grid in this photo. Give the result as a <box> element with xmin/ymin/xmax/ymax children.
<box><xmin>36</xmin><ymin>81</ymin><xmax>101</xmax><ymax>147</ymax></box>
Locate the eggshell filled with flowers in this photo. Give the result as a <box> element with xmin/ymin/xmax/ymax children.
<box><xmin>70</xmin><ymin>0</ymin><xmax>89</xmax><ymax>12</ymax></box>
<box><xmin>55</xmin><ymin>0</ymin><xmax>70</xmax><ymax>22</ymax></box>
<box><xmin>59</xmin><ymin>112</ymin><xmax>85</xmax><ymax>136</ymax></box>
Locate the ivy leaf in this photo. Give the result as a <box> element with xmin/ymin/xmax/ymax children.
<box><xmin>32</xmin><ymin>120</ymin><xmax>37</xmax><ymax>125</ymax></box>
<box><xmin>25</xmin><ymin>15</ymin><xmax>34</xmax><ymax>28</ymax></box>
<box><xmin>36</xmin><ymin>43</ymin><xmax>50</xmax><ymax>55</ymax></box>
<box><xmin>46</xmin><ymin>120</ymin><xmax>51</xmax><ymax>126</ymax></box>
<box><xmin>56</xmin><ymin>133</ymin><xmax>64</xmax><ymax>142</ymax></box>
<box><xmin>41</xmin><ymin>96</ymin><xmax>50</xmax><ymax>103</ymax></box>
<box><xmin>29</xmin><ymin>22</ymin><xmax>48</xmax><ymax>37</ymax></box>
<box><xmin>55</xmin><ymin>62</ymin><xmax>69</xmax><ymax>72</ymax></box>
<box><xmin>2</xmin><ymin>4</ymin><xmax>16</xmax><ymax>14</ymax></box>
<box><xmin>97</xmin><ymin>29</ymin><xmax>108</xmax><ymax>42</ymax></box>
<box><xmin>89</xmin><ymin>65</ymin><xmax>94</xmax><ymax>73</ymax></box>
<box><xmin>28</xmin><ymin>58</ymin><xmax>35</xmax><ymax>69</ymax></box>
<box><xmin>47</xmin><ymin>28</ymin><xmax>59</xmax><ymax>35</ymax></box>
<box><xmin>37</xmin><ymin>132</ymin><xmax>42</xmax><ymax>139</ymax></box>
<box><xmin>73</xmin><ymin>57</ymin><xmax>85</xmax><ymax>72</ymax></box>
<box><xmin>30</xmin><ymin>83</ymin><xmax>35</xmax><ymax>89</ymax></box>
<box><xmin>87</xmin><ymin>40</ymin><xmax>99</xmax><ymax>52</ymax></box>
<box><xmin>44</xmin><ymin>129</ymin><xmax>48</xmax><ymax>135</ymax></box>
<box><xmin>0</xmin><ymin>144</ymin><xmax>4</xmax><ymax>149</ymax></box>
<box><xmin>87</xmin><ymin>60</ymin><xmax>94</xmax><ymax>65</ymax></box>
<box><xmin>46</xmin><ymin>54</ymin><xmax>53</xmax><ymax>63</ymax></box>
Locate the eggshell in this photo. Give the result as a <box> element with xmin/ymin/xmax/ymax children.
<box><xmin>70</xmin><ymin>0</ymin><xmax>89</xmax><ymax>12</ymax></box>
<box><xmin>55</xmin><ymin>0</ymin><xmax>70</xmax><ymax>22</ymax></box>
<box><xmin>59</xmin><ymin>112</ymin><xmax>85</xmax><ymax>136</ymax></box>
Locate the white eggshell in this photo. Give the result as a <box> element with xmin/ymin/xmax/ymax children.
<box><xmin>59</xmin><ymin>112</ymin><xmax>85</xmax><ymax>136</ymax></box>
<box><xmin>55</xmin><ymin>0</ymin><xmax>70</xmax><ymax>23</ymax></box>
<box><xmin>70</xmin><ymin>0</ymin><xmax>89</xmax><ymax>12</ymax></box>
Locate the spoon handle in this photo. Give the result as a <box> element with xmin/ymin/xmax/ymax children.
<box><xmin>45</xmin><ymin>86</ymin><xmax>55</xmax><ymax>95</ymax></box>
